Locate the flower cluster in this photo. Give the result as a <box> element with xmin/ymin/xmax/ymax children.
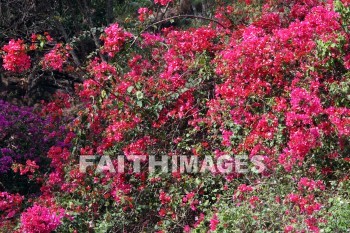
<box><xmin>42</xmin><ymin>44</ymin><xmax>69</xmax><ymax>71</ymax></box>
<box><xmin>0</xmin><ymin>192</ymin><xmax>23</xmax><ymax>224</ymax></box>
<box><xmin>138</xmin><ymin>7</ymin><xmax>152</xmax><ymax>22</ymax></box>
<box><xmin>100</xmin><ymin>23</ymin><xmax>133</xmax><ymax>57</ymax></box>
<box><xmin>1</xmin><ymin>39</ymin><xmax>31</xmax><ymax>72</ymax></box>
<box><xmin>154</xmin><ymin>0</ymin><xmax>172</xmax><ymax>6</ymax></box>
<box><xmin>20</xmin><ymin>204</ymin><xmax>65</xmax><ymax>233</ymax></box>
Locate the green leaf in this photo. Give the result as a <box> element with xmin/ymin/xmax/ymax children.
<box><xmin>136</xmin><ymin>91</ymin><xmax>144</xmax><ymax>99</ymax></box>
<box><xmin>127</xmin><ymin>86</ymin><xmax>134</xmax><ymax>93</ymax></box>
<box><xmin>101</xmin><ymin>90</ymin><xmax>107</xmax><ymax>99</ymax></box>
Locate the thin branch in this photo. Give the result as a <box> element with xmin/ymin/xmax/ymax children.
<box><xmin>146</xmin><ymin>14</ymin><xmax>227</xmax><ymax>30</ymax></box>
<box><xmin>158</xmin><ymin>2</ymin><xmax>171</xmax><ymax>21</ymax></box>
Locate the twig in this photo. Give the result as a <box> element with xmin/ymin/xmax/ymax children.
<box><xmin>146</xmin><ymin>14</ymin><xmax>227</xmax><ymax>30</ymax></box>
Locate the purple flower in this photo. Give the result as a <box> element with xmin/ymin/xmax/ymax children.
<box><xmin>0</xmin><ymin>156</ymin><xmax>13</xmax><ymax>174</ymax></box>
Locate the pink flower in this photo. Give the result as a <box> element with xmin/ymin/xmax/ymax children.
<box><xmin>17</xmin><ymin>160</ymin><xmax>39</xmax><ymax>175</ymax></box>
<box><xmin>88</xmin><ymin>58</ymin><xmax>117</xmax><ymax>82</ymax></box>
<box><xmin>20</xmin><ymin>204</ymin><xmax>65</xmax><ymax>233</ymax></box>
<box><xmin>287</xmin><ymin>193</ymin><xmax>300</xmax><ymax>203</ymax></box>
<box><xmin>0</xmin><ymin>192</ymin><xmax>23</xmax><ymax>220</ymax></box>
<box><xmin>290</xmin><ymin>88</ymin><xmax>322</xmax><ymax>116</ymax></box>
<box><xmin>138</xmin><ymin>7</ymin><xmax>151</xmax><ymax>22</ymax></box>
<box><xmin>326</xmin><ymin>107</ymin><xmax>350</xmax><ymax>136</ymax></box>
<box><xmin>237</xmin><ymin>184</ymin><xmax>253</xmax><ymax>193</ymax></box>
<box><xmin>141</xmin><ymin>33</ymin><xmax>164</xmax><ymax>47</ymax></box>
<box><xmin>183</xmin><ymin>225</ymin><xmax>191</xmax><ymax>232</ymax></box>
<box><xmin>100</xmin><ymin>23</ymin><xmax>133</xmax><ymax>57</ymax></box>
<box><xmin>154</xmin><ymin>0</ymin><xmax>172</xmax><ymax>6</ymax></box>
<box><xmin>249</xmin><ymin>196</ymin><xmax>260</xmax><ymax>208</ymax></box>
<box><xmin>2</xmin><ymin>39</ymin><xmax>31</xmax><ymax>72</ymax></box>
<box><xmin>158</xmin><ymin>208</ymin><xmax>167</xmax><ymax>217</ymax></box>
<box><xmin>159</xmin><ymin>190</ymin><xmax>171</xmax><ymax>204</ymax></box>
<box><xmin>284</xmin><ymin>225</ymin><xmax>294</xmax><ymax>233</ymax></box>
<box><xmin>123</xmin><ymin>136</ymin><xmax>156</xmax><ymax>161</ymax></box>
<box><xmin>138</xmin><ymin>7</ymin><xmax>148</xmax><ymax>15</ymax></box>
<box><xmin>298</xmin><ymin>177</ymin><xmax>325</xmax><ymax>192</ymax></box>
<box><xmin>42</xmin><ymin>44</ymin><xmax>68</xmax><ymax>71</ymax></box>
<box><xmin>221</xmin><ymin>130</ymin><xmax>233</xmax><ymax>146</ymax></box>
<box><xmin>209</xmin><ymin>213</ymin><xmax>219</xmax><ymax>231</ymax></box>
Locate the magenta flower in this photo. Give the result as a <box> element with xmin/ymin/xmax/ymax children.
<box><xmin>20</xmin><ymin>204</ymin><xmax>65</xmax><ymax>233</ymax></box>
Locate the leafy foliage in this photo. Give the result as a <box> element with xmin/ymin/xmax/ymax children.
<box><xmin>1</xmin><ymin>0</ymin><xmax>350</xmax><ymax>232</ymax></box>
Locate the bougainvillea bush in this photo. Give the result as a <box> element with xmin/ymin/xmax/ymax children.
<box><xmin>0</xmin><ymin>98</ymin><xmax>69</xmax><ymax>231</ymax></box>
<box><xmin>1</xmin><ymin>0</ymin><xmax>350</xmax><ymax>232</ymax></box>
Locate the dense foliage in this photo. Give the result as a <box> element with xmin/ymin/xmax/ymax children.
<box><xmin>1</xmin><ymin>0</ymin><xmax>350</xmax><ymax>232</ymax></box>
